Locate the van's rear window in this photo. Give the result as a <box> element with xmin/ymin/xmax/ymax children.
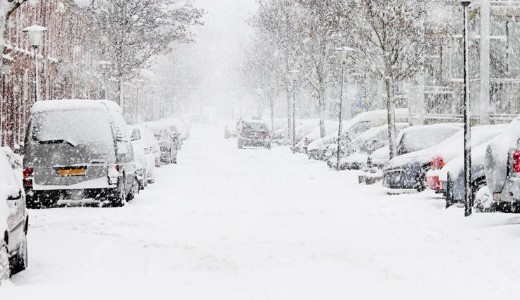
<box><xmin>30</xmin><ymin>109</ymin><xmax>114</xmax><ymax>151</ymax></box>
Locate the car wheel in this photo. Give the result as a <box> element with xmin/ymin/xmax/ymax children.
<box><xmin>473</xmin><ymin>184</ymin><xmax>493</xmax><ymax>213</ymax></box>
<box><xmin>265</xmin><ymin>143</ymin><xmax>271</xmax><ymax>150</ymax></box>
<box><xmin>238</xmin><ymin>140</ymin><xmax>243</xmax><ymax>149</ymax></box>
<box><xmin>127</xmin><ymin>175</ymin><xmax>138</xmax><ymax>201</ymax></box>
<box><xmin>0</xmin><ymin>242</ymin><xmax>10</xmax><ymax>280</ymax></box>
<box><xmin>26</xmin><ymin>194</ymin><xmax>42</xmax><ymax>209</ymax></box>
<box><xmin>110</xmin><ymin>180</ymin><xmax>126</xmax><ymax>207</ymax></box>
<box><xmin>10</xmin><ymin>234</ymin><xmax>28</xmax><ymax>275</ymax></box>
<box><xmin>414</xmin><ymin>172</ymin><xmax>427</xmax><ymax>192</ymax></box>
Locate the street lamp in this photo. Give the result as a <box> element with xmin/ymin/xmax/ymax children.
<box><xmin>287</xmin><ymin>69</ymin><xmax>300</xmax><ymax>147</ymax></box>
<box><xmin>335</xmin><ymin>46</ymin><xmax>356</xmax><ymax>171</ymax></box>
<box><xmin>461</xmin><ymin>0</ymin><xmax>473</xmax><ymax>216</ymax></box>
<box><xmin>23</xmin><ymin>25</ymin><xmax>47</xmax><ymax>102</ymax></box>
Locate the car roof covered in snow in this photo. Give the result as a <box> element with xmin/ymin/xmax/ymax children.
<box><xmin>387</xmin><ymin>124</ymin><xmax>505</xmax><ymax>169</ymax></box>
<box><xmin>31</xmin><ymin>99</ymin><xmax>108</xmax><ymax>113</ymax></box>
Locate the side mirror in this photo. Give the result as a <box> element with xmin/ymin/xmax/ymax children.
<box><xmin>131</xmin><ymin>128</ymin><xmax>141</xmax><ymax>142</ymax></box>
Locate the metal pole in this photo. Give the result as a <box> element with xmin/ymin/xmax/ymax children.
<box><xmin>33</xmin><ymin>46</ymin><xmax>39</xmax><ymax>102</ymax></box>
<box><xmin>292</xmin><ymin>79</ymin><xmax>296</xmax><ymax>147</ymax></box>
<box><xmin>462</xmin><ymin>1</ymin><xmax>473</xmax><ymax>217</ymax></box>
<box><xmin>336</xmin><ymin>63</ymin><xmax>345</xmax><ymax>170</ymax></box>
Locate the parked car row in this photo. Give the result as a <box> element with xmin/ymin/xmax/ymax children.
<box><xmin>276</xmin><ymin>109</ymin><xmax>520</xmax><ymax>214</ymax></box>
<box><xmin>1</xmin><ymin>99</ymin><xmax>191</xmax><ymax>282</ymax></box>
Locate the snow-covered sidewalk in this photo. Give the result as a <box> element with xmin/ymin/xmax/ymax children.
<box><xmin>1</xmin><ymin>124</ymin><xmax>520</xmax><ymax>299</ymax></box>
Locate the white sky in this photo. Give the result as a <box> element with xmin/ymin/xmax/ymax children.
<box><xmin>192</xmin><ymin>0</ymin><xmax>256</xmax><ymax>103</ymax></box>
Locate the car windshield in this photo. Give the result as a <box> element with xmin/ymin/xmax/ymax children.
<box><xmin>397</xmin><ymin>128</ymin><xmax>459</xmax><ymax>155</ymax></box>
<box><xmin>244</xmin><ymin>123</ymin><xmax>268</xmax><ymax>133</ymax></box>
<box><xmin>30</xmin><ymin>109</ymin><xmax>114</xmax><ymax>152</ymax></box>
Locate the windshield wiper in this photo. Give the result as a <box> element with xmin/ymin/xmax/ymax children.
<box><xmin>38</xmin><ymin>139</ymin><xmax>78</xmax><ymax>147</ymax></box>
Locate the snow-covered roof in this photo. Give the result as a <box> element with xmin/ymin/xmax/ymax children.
<box><xmin>31</xmin><ymin>99</ymin><xmax>107</xmax><ymax>113</ymax></box>
<box><xmin>387</xmin><ymin>124</ymin><xmax>506</xmax><ymax>169</ymax></box>
<box><xmin>344</xmin><ymin>108</ymin><xmax>409</xmax><ymax>131</ymax></box>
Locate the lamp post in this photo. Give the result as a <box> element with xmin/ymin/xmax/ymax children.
<box><xmin>23</xmin><ymin>25</ymin><xmax>47</xmax><ymax>102</ymax></box>
<box><xmin>335</xmin><ymin>46</ymin><xmax>356</xmax><ymax>171</ymax></box>
<box><xmin>461</xmin><ymin>0</ymin><xmax>473</xmax><ymax>217</ymax></box>
<box><xmin>287</xmin><ymin>69</ymin><xmax>300</xmax><ymax>147</ymax></box>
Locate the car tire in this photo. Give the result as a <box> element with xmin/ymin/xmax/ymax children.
<box><xmin>110</xmin><ymin>180</ymin><xmax>126</xmax><ymax>207</ymax></box>
<box><xmin>473</xmin><ymin>182</ymin><xmax>493</xmax><ymax>213</ymax></box>
<box><xmin>238</xmin><ymin>139</ymin><xmax>243</xmax><ymax>149</ymax></box>
<box><xmin>265</xmin><ymin>143</ymin><xmax>271</xmax><ymax>150</ymax></box>
<box><xmin>414</xmin><ymin>171</ymin><xmax>427</xmax><ymax>192</ymax></box>
<box><xmin>10</xmin><ymin>234</ymin><xmax>28</xmax><ymax>275</ymax></box>
<box><xmin>0</xmin><ymin>241</ymin><xmax>10</xmax><ymax>281</ymax></box>
<box><xmin>126</xmin><ymin>175</ymin><xmax>138</xmax><ymax>201</ymax></box>
<box><xmin>26</xmin><ymin>194</ymin><xmax>42</xmax><ymax>209</ymax></box>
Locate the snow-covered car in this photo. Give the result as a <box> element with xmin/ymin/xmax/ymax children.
<box><xmin>0</xmin><ymin>147</ymin><xmax>28</xmax><ymax>281</ymax></box>
<box><xmin>135</xmin><ymin>125</ymin><xmax>160</xmax><ymax>181</ymax></box>
<box><xmin>438</xmin><ymin>123</ymin><xmax>509</xmax><ymax>210</ymax></box>
<box><xmin>424</xmin><ymin>125</ymin><xmax>507</xmax><ymax>198</ymax></box>
<box><xmin>369</xmin><ymin>146</ymin><xmax>390</xmax><ymax>169</ymax></box>
<box><xmin>23</xmin><ymin>100</ymin><xmax>137</xmax><ymax>208</ymax></box>
<box><xmin>307</xmin><ymin>133</ymin><xmax>338</xmax><ymax>160</ymax></box>
<box><xmin>238</xmin><ymin>120</ymin><xmax>271</xmax><ymax>149</ymax></box>
<box><xmin>129</xmin><ymin>126</ymin><xmax>148</xmax><ymax>190</ymax></box>
<box><xmin>331</xmin><ymin>123</ymin><xmax>410</xmax><ymax>170</ymax></box>
<box><xmin>382</xmin><ymin>123</ymin><xmax>463</xmax><ymax>192</ymax></box>
<box><xmin>293</xmin><ymin>120</ymin><xmax>339</xmax><ymax>154</ymax></box>
<box><xmin>161</xmin><ymin>117</ymin><xmax>189</xmax><ymax>141</ymax></box>
<box><xmin>145</xmin><ymin>121</ymin><xmax>179</xmax><ymax>164</ymax></box>
<box><xmin>483</xmin><ymin>119</ymin><xmax>520</xmax><ymax>211</ymax></box>
<box><xmin>323</xmin><ymin>109</ymin><xmax>410</xmax><ymax>163</ymax></box>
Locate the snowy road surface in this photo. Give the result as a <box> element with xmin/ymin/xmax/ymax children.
<box><xmin>2</xmin><ymin>125</ymin><xmax>520</xmax><ymax>299</ymax></box>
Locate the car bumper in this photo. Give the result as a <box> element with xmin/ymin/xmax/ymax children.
<box><xmin>501</xmin><ymin>176</ymin><xmax>520</xmax><ymax>203</ymax></box>
<box><xmin>383</xmin><ymin>168</ymin><xmax>419</xmax><ymax>190</ymax></box>
<box><xmin>241</xmin><ymin>138</ymin><xmax>270</xmax><ymax>147</ymax></box>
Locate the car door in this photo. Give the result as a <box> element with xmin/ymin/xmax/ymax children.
<box><xmin>0</xmin><ymin>155</ymin><xmax>25</xmax><ymax>252</ymax></box>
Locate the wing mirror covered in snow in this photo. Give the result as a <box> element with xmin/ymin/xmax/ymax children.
<box><xmin>131</xmin><ymin>128</ymin><xmax>141</xmax><ymax>142</ymax></box>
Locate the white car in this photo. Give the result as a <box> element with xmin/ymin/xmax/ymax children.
<box><xmin>136</xmin><ymin>125</ymin><xmax>161</xmax><ymax>183</ymax></box>
<box><xmin>0</xmin><ymin>148</ymin><xmax>28</xmax><ymax>281</ymax></box>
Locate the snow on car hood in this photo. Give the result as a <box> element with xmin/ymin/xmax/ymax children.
<box><xmin>308</xmin><ymin>134</ymin><xmax>337</xmax><ymax>151</ymax></box>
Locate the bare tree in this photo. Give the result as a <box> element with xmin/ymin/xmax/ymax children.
<box><xmin>348</xmin><ymin>0</ymin><xmax>450</xmax><ymax>158</ymax></box>
<box><xmin>88</xmin><ymin>0</ymin><xmax>204</xmax><ymax>110</ymax></box>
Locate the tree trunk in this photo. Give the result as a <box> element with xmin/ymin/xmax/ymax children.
<box><xmin>318</xmin><ymin>89</ymin><xmax>326</xmax><ymax>138</ymax></box>
<box><xmin>385</xmin><ymin>78</ymin><xmax>397</xmax><ymax>159</ymax></box>
<box><xmin>269</xmin><ymin>93</ymin><xmax>275</xmax><ymax>132</ymax></box>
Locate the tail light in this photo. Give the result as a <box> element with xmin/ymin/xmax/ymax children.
<box><xmin>513</xmin><ymin>150</ymin><xmax>520</xmax><ymax>173</ymax></box>
<box><xmin>431</xmin><ymin>155</ymin><xmax>445</xmax><ymax>170</ymax></box>
<box><xmin>304</xmin><ymin>138</ymin><xmax>310</xmax><ymax>146</ymax></box>
<box><xmin>23</xmin><ymin>167</ymin><xmax>33</xmax><ymax>188</ymax></box>
<box><xmin>427</xmin><ymin>175</ymin><xmax>442</xmax><ymax>192</ymax></box>
<box><xmin>23</xmin><ymin>167</ymin><xmax>33</xmax><ymax>179</ymax></box>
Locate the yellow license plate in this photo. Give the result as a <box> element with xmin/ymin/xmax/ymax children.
<box><xmin>57</xmin><ymin>168</ymin><xmax>86</xmax><ymax>177</ymax></box>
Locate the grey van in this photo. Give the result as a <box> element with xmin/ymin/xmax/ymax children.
<box><xmin>23</xmin><ymin>100</ymin><xmax>137</xmax><ymax>208</ymax></box>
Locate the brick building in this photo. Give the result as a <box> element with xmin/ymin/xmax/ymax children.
<box><xmin>1</xmin><ymin>0</ymin><xmax>104</xmax><ymax>148</ymax></box>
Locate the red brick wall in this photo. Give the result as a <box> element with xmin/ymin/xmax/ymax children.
<box><xmin>1</xmin><ymin>0</ymin><xmax>101</xmax><ymax>148</ymax></box>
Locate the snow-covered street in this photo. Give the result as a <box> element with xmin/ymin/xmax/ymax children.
<box><xmin>2</xmin><ymin>125</ymin><xmax>520</xmax><ymax>299</ymax></box>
